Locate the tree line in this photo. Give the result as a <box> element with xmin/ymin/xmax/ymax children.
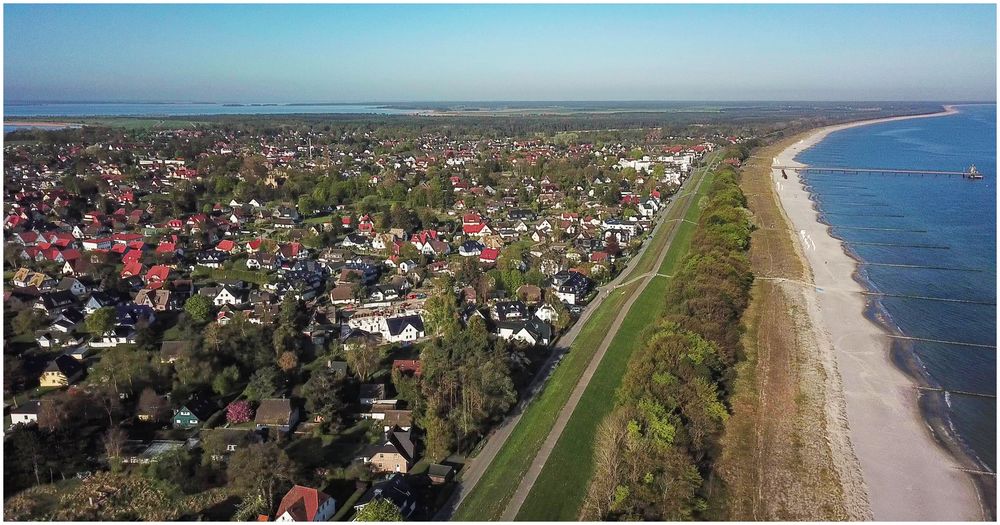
<box><xmin>581</xmin><ymin>163</ymin><xmax>754</xmax><ymax>520</ymax></box>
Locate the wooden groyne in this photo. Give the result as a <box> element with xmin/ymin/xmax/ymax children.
<box><xmin>859</xmin><ymin>262</ymin><xmax>985</xmax><ymax>272</ymax></box>
<box><xmin>848</xmin><ymin>241</ymin><xmax>950</xmax><ymax>249</ymax></box>
<box><xmin>864</xmin><ymin>292</ymin><xmax>994</xmax><ymax>305</ymax></box>
<box><xmin>886</xmin><ymin>334</ymin><xmax>996</xmax><ymax>349</ymax></box>
<box><xmin>915</xmin><ymin>386</ymin><xmax>996</xmax><ymax>400</ymax></box>
<box><xmin>821</xmin><ymin>212</ymin><xmax>905</xmax><ymax>218</ymax></box>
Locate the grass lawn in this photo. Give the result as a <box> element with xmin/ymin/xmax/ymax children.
<box><xmin>514</xmin><ymin>171</ymin><xmax>715</xmax><ymax>520</ymax></box>
<box><xmin>303</xmin><ymin>214</ymin><xmax>337</xmax><ymax>224</ymax></box>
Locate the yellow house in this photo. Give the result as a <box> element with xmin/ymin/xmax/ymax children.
<box><xmin>39</xmin><ymin>355</ymin><xmax>84</xmax><ymax>387</ymax></box>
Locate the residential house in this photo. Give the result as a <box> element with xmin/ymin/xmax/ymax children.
<box><xmin>39</xmin><ymin>354</ymin><xmax>85</xmax><ymax>387</ymax></box>
<box><xmin>358</xmin><ymin>427</ymin><xmax>416</xmax><ymax>474</ymax></box>
<box><xmin>135</xmin><ymin>288</ymin><xmax>174</xmax><ymax>311</ymax></box>
<box><xmin>353</xmin><ymin>474</ymin><xmax>418</xmax><ymax>520</ymax></box>
<box><xmin>255</xmin><ymin>398</ymin><xmax>299</xmax><ymax>432</ymax></box>
<box><xmin>551</xmin><ymin>271</ymin><xmax>592</xmax><ymax>305</ymax></box>
<box><xmin>275</xmin><ymin>485</ymin><xmax>337</xmax><ymax>522</ymax></box>
<box><xmin>173</xmin><ymin>397</ymin><xmax>217</xmax><ymax>429</ymax></box>
<box><xmin>9</xmin><ymin>400</ymin><xmax>41</xmax><ymax>427</ymax></box>
<box><xmin>383</xmin><ymin>315</ymin><xmax>425</xmax><ymax>343</ymax></box>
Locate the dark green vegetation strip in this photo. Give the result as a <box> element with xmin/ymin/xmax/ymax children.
<box><xmin>515</xmin><ymin>171</ymin><xmax>716</xmax><ymax>520</ymax></box>
<box><xmin>569</xmin><ymin>159</ymin><xmax>754</xmax><ymax>520</ymax></box>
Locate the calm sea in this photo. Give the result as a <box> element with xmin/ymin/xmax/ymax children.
<box><xmin>796</xmin><ymin>104</ymin><xmax>997</xmax><ymax>471</ymax></box>
<box><xmin>3</xmin><ymin>102</ymin><xmax>418</xmax><ymax>118</ymax></box>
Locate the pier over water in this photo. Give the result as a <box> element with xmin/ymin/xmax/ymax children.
<box><xmin>775</xmin><ymin>164</ymin><xmax>984</xmax><ymax>178</ymax></box>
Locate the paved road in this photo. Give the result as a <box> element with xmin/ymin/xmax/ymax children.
<box><xmin>499</xmin><ymin>157</ymin><xmax>717</xmax><ymax>520</ymax></box>
<box><xmin>435</xmin><ymin>157</ymin><xmax>717</xmax><ymax>521</ymax></box>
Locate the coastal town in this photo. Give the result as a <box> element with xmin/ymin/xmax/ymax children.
<box><xmin>2</xmin><ymin>120</ymin><xmax>749</xmax><ymax>520</ymax></box>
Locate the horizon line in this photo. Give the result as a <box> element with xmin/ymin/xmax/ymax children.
<box><xmin>6</xmin><ymin>99</ymin><xmax>998</xmax><ymax>105</ymax></box>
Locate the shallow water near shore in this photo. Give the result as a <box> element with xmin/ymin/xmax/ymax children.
<box><xmin>795</xmin><ymin>104</ymin><xmax>997</xmax><ymax>473</ymax></box>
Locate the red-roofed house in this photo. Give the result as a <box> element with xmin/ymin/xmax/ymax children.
<box><xmin>145</xmin><ymin>265</ymin><xmax>170</xmax><ymax>284</ymax></box>
<box><xmin>246</xmin><ymin>238</ymin><xmax>264</xmax><ymax>252</ymax></box>
<box><xmin>479</xmin><ymin>248</ymin><xmax>499</xmax><ymax>264</ymax></box>
<box><xmin>216</xmin><ymin>239</ymin><xmax>237</xmax><ymax>253</ymax></box>
<box><xmin>122</xmin><ymin>249</ymin><xmax>143</xmax><ymax>265</ymax></box>
<box><xmin>5</xmin><ymin>215</ymin><xmax>25</xmax><ymax>230</ymax></box>
<box><xmin>156</xmin><ymin>241</ymin><xmax>178</xmax><ymax>255</ymax></box>
<box><xmin>358</xmin><ymin>215</ymin><xmax>374</xmax><ymax>233</ymax></box>
<box><xmin>393</xmin><ymin>359</ymin><xmax>422</xmax><ymax>377</ymax></box>
<box><xmin>121</xmin><ymin>260</ymin><xmax>145</xmax><ymax>279</ymax></box>
<box><xmin>463</xmin><ymin>222</ymin><xmax>492</xmax><ymax>236</ymax></box>
<box><xmin>274</xmin><ymin>485</ymin><xmax>336</xmax><ymax>522</ymax></box>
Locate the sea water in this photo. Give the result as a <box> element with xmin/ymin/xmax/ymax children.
<box><xmin>796</xmin><ymin>104</ymin><xmax>997</xmax><ymax>471</ymax></box>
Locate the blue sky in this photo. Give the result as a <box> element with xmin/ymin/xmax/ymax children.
<box><xmin>4</xmin><ymin>4</ymin><xmax>996</xmax><ymax>102</ymax></box>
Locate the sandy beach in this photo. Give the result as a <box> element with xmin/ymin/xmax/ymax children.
<box><xmin>771</xmin><ymin>106</ymin><xmax>987</xmax><ymax>521</ymax></box>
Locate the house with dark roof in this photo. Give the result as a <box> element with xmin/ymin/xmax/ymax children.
<box><xmin>9</xmin><ymin>400</ymin><xmax>41</xmax><ymax>427</ymax></box>
<box><xmin>491</xmin><ymin>300</ymin><xmax>528</xmax><ymax>322</ymax></box>
<box><xmin>173</xmin><ymin>396</ymin><xmax>217</xmax><ymax>429</ymax></box>
<box><xmin>353</xmin><ymin>473</ymin><xmax>418</xmax><ymax>519</ymax></box>
<box><xmin>496</xmin><ymin>318</ymin><xmax>553</xmax><ymax>347</ymax></box>
<box><xmin>551</xmin><ymin>270</ymin><xmax>592</xmax><ymax>305</ymax></box>
<box><xmin>39</xmin><ymin>354</ymin><xmax>84</xmax><ymax>387</ymax></box>
<box><xmin>383</xmin><ymin>315</ymin><xmax>425</xmax><ymax>344</ymax></box>
<box><xmin>357</xmin><ymin>427</ymin><xmax>417</xmax><ymax>474</ymax></box>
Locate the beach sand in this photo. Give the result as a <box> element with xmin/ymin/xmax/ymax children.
<box><xmin>771</xmin><ymin>106</ymin><xmax>987</xmax><ymax>521</ymax></box>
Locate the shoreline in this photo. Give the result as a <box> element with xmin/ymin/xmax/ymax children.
<box><xmin>771</xmin><ymin>105</ymin><xmax>989</xmax><ymax>520</ymax></box>
<box><xmin>4</xmin><ymin>120</ymin><xmax>84</xmax><ymax>128</ymax></box>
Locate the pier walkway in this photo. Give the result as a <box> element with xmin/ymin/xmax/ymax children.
<box><xmin>773</xmin><ymin>165</ymin><xmax>976</xmax><ymax>177</ymax></box>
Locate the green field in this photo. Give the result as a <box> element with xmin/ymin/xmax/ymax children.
<box><xmin>514</xmin><ymin>170</ymin><xmax>715</xmax><ymax>520</ymax></box>
<box><xmin>453</xmin><ymin>162</ymin><xmax>717</xmax><ymax>521</ymax></box>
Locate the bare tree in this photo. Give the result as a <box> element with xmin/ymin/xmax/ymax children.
<box><xmin>102</xmin><ymin>427</ymin><xmax>128</xmax><ymax>459</ymax></box>
<box><xmin>580</xmin><ymin>407</ymin><xmax>632</xmax><ymax>520</ymax></box>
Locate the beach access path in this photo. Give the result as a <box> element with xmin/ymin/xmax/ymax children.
<box><xmin>437</xmin><ymin>155</ymin><xmax>716</xmax><ymax>521</ymax></box>
<box><xmin>771</xmin><ymin>106</ymin><xmax>985</xmax><ymax>521</ymax></box>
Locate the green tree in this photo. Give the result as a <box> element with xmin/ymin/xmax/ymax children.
<box><xmin>212</xmin><ymin>365</ymin><xmax>241</xmax><ymax>396</ymax></box>
<box><xmin>85</xmin><ymin>307</ymin><xmax>116</xmax><ymax>336</ymax></box>
<box><xmin>422</xmin><ymin>277</ymin><xmax>460</xmax><ymax>338</ymax></box>
<box><xmin>355</xmin><ymin>498</ymin><xmax>404</xmax><ymax>521</ymax></box>
<box><xmin>227</xmin><ymin>442</ymin><xmax>298</xmax><ymax>511</ymax></box>
<box><xmin>301</xmin><ymin>369</ymin><xmax>347</xmax><ymax>433</ymax></box>
<box><xmin>345</xmin><ymin>341</ymin><xmax>384</xmax><ymax>382</ymax></box>
<box><xmin>183</xmin><ymin>295</ymin><xmax>213</xmax><ymax>324</ymax></box>
<box><xmin>244</xmin><ymin>367</ymin><xmax>279</xmax><ymax>402</ymax></box>
<box><xmin>12</xmin><ymin>309</ymin><xmax>45</xmax><ymax>336</ymax></box>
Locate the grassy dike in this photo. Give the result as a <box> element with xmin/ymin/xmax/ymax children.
<box><xmin>452</xmin><ymin>160</ymin><xmax>717</xmax><ymax>521</ymax></box>
<box><xmin>514</xmin><ymin>170</ymin><xmax>715</xmax><ymax>521</ymax></box>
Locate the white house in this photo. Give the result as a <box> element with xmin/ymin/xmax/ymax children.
<box><xmin>534</xmin><ymin>303</ymin><xmax>560</xmax><ymax>323</ymax></box>
<box><xmin>382</xmin><ymin>315</ymin><xmax>425</xmax><ymax>343</ymax></box>
<box><xmin>9</xmin><ymin>400</ymin><xmax>40</xmax><ymax>427</ymax></box>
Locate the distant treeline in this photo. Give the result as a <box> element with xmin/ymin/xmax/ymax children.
<box><xmin>581</xmin><ymin>160</ymin><xmax>754</xmax><ymax>520</ymax></box>
<box><xmin>5</xmin><ymin>101</ymin><xmax>942</xmax><ymax>141</ymax></box>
